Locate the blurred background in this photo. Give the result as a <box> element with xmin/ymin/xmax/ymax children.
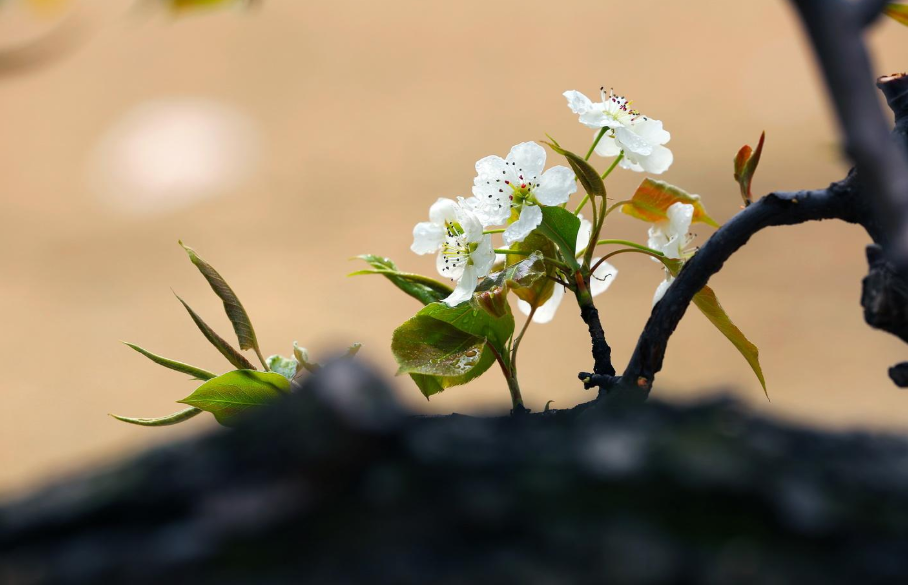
<box><xmin>2</xmin><ymin>0</ymin><xmax>908</xmax><ymax>498</ymax></box>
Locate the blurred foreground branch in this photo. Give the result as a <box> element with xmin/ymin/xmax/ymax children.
<box><xmin>4</xmin><ymin>361</ymin><xmax>908</xmax><ymax>584</ymax></box>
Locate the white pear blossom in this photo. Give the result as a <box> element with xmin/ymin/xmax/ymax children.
<box><xmin>516</xmin><ymin>215</ymin><xmax>617</xmax><ymax>324</ymax></box>
<box><xmin>564</xmin><ymin>88</ymin><xmax>673</xmax><ymax>175</ymax></box>
<box><xmin>647</xmin><ymin>202</ymin><xmax>694</xmax><ymax>306</ymax></box>
<box><xmin>411</xmin><ymin>197</ymin><xmax>495</xmax><ymax>307</ymax></box>
<box><xmin>467</xmin><ymin>142</ymin><xmax>577</xmax><ymax>245</ymax></box>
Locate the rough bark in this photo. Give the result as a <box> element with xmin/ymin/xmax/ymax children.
<box><xmin>3</xmin><ymin>362</ymin><xmax>908</xmax><ymax>585</ymax></box>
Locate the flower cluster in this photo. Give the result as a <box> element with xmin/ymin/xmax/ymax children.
<box><xmin>412</xmin><ymin>141</ymin><xmax>578</xmax><ymax>306</ymax></box>
<box><xmin>563</xmin><ymin>87</ymin><xmax>673</xmax><ymax>175</ymax></box>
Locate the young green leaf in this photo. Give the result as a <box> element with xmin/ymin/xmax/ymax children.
<box><xmin>266</xmin><ymin>354</ymin><xmax>299</xmax><ymax>381</ymax></box>
<box><xmin>179</xmin><ymin>241</ymin><xmax>263</xmax><ymax>362</ymax></box>
<box><xmin>393</xmin><ymin>316</ymin><xmax>497</xmax><ymax>398</ymax></box>
<box><xmin>478</xmin><ymin>251</ymin><xmax>546</xmax><ymax>294</ymax></box>
<box><xmin>733</xmin><ymin>132</ymin><xmax>765</xmax><ymax>206</ymax></box>
<box><xmin>393</xmin><ymin>316</ymin><xmax>487</xmax><ymax>377</ymax></box>
<box><xmin>537</xmin><ymin>207</ymin><xmax>582</xmax><ymax>270</ymax></box>
<box><xmin>417</xmin><ymin>300</ymin><xmax>515</xmax><ymax>358</ymax></box>
<box><xmin>178</xmin><ymin>370</ymin><xmax>291</xmax><ymax>426</ymax></box>
<box><xmin>505</xmin><ymin>233</ymin><xmax>557</xmax><ymax>307</ymax></box>
<box><xmin>544</xmin><ymin>141</ymin><xmax>606</xmax><ymax>199</ymax></box>
<box><xmin>123</xmin><ymin>342</ymin><xmax>216</xmax><ymax>381</ymax></box>
<box><xmin>622</xmin><ymin>179</ymin><xmax>720</xmax><ymax>227</ymax></box>
<box><xmin>884</xmin><ymin>3</ymin><xmax>908</xmax><ymax>26</ymax></box>
<box><xmin>657</xmin><ymin>261</ymin><xmax>766</xmax><ymax>396</ymax></box>
<box><xmin>351</xmin><ymin>255</ymin><xmax>452</xmax><ymax>306</ymax></box>
<box><xmin>408</xmin><ymin>347</ymin><xmax>496</xmax><ymax>399</ymax></box>
<box><xmin>175</xmin><ymin>294</ymin><xmax>257</xmax><ymax>371</ymax></box>
<box><xmin>110</xmin><ymin>406</ymin><xmax>203</xmax><ymax>427</ymax></box>
<box><xmin>691</xmin><ymin>286</ymin><xmax>767</xmax><ymax>398</ymax></box>
<box><xmin>345</xmin><ymin>342</ymin><xmax>363</xmax><ymax>358</ymax></box>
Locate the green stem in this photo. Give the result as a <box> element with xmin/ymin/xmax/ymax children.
<box><xmin>255</xmin><ymin>347</ymin><xmax>271</xmax><ymax>372</ymax></box>
<box><xmin>591</xmin><ymin>248</ymin><xmax>664</xmax><ymax>273</ymax></box>
<box><xmin>574</xmin><ymin>152</ymin><xmax>624</xmax><ymax>218</ymax></box>
<box><xmin>585</xmin><ymin>127</ymin><xmax>609</xmax><ymax>161</ymax></box>
<box><xmin>595</xmin><ymin>240</ymin><xmax>664</xmax><ymax>255</ymax></box>
<box><xmin>601</xmin><ymin>152</ymin><xmax>624</xmax><ymax>180</ymax></box>
<box><xmin>486</xmin><ymin>341</ymin><xmax>526</xmax><ymax>414</ymax></box>
<box><xmin>484</xmin><ymin>228</ymin><xmax>506</xmax><ymax>234</ymax></box>
<box><xmin>511</xmin><ymin>304</ymin><xmax>537</xmax><ymax>373</ymax></box>
<box><xmin>601</xmin><ymin>198</ymin><xmax>633</xmax><ymax>222</ymax></box>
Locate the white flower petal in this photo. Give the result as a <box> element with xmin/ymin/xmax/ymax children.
<box><xmin>637</xmin><ymin>144</ymin><xmax>674</xmax><ymax>175</ymax></box>
<box><xmin>474</xmin><ymin>155</ymin><xmax>510</xmax><ymax>183</ymax></box>
<box><xmin>471</xmin><ymin>234</ymin><xmax>496</xmax><ymax>277</ymax></box>
<box><xmin>615</xmin><ymin>126</ymin><xmax>654</xmax><ymax>156</ymax></box>
<box><xmin>590</xmin><ymin>258</ymin><xmax>618</xmax><ymax>297</ymax></box>
<box><xmin>458</xmin><ymin>206</ymin><xmax>485</xmax><ymax>241</ymax></box>
<box><xmin>652</xmin><ymin>275</ymin><xmax>674</xmax><ymax>306</ymax></box>
<box><xmin>579</xmin><ymin>105</ymin><xmax>609</xmax><ymax>129</ymax></box>
<box><xmin>428</xmin><ymin>197</ymin><xmax>459</xmax><ymax>225</ymax></box>
<box><xmin>443</xmin><ymin>263</ymin><xmax>479</xmax><ymax>307</ymax></box>
<box><xmin>468</xmin><ymin>186</ymin><xmax>511</xmax><ymax>226</ymax></box>
<box><xmin>563</xmin><ymin>90</ymin><xmax>593</xmax><ymax>114</ymax></box>
<box><xmin>436</xmin><ymin>247</ymin><xmax>465</xmax><ymax>280</ymax></box>
<box><xmin>576</xmin><ymin>215</ymin><xmax>593</xmax><ymax>255</ymax></box>
<box><xmin>506</xmin><ymin>142</ymin><xmax>547</xmax><ymax>179</ymax></box>
<box><xmin>503</xmin><ymin>204</ymin><xmax>543</xmax><ymax>245</ymax></box>
<box><xmin>535</xmin><ymin>165</ymin><xmax>577</xmax><ymax>206</ymax></box>
<box><xmin>594</xmin><ymin>133</ymin><xmax>622</xmax><ymax>158</ymax></box>
<box><xmin>518</xmin><ymin>285</ymin><xmax>566</xmax><ymax>324</ymax></box>
<box><xmin>634</xmin><ymin>118</ymin><xmax>670</xmax><ymax>146</ymax></box>
<box><xmin>666</xmin><ymin>202</ymin><xmax>694</xmax><ymax>238</ymax></box>
<box><xmin>411</xmin><ymin>221</ymin><xmax>445</xmax><ymax>255</ymax></box>
<box><xmin>619</xmin><ymin>156</ymin><xmax>645</xmax><ymax>172</ymax></box>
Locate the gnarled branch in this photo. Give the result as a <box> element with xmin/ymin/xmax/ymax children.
<box><xmin>583</xmin><ymin>0</ymin><xmax>908</xmax><ymax>396</ymax></box>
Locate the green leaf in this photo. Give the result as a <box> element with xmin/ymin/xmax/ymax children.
<box><xmin>266</xmin><ymin>354</ymin><xmax>299</xmax><ymax>381</ymax></box>
<box><xmin>393</xmin><ymin>315</ymin><xmax>497</xmax><ymax>398</ymax></box>
<box><xmin>179</xmin><ymin>241</ymin><xmax>261</xmax><ymax>356</ymax></box>
<box><xmin>123</xmin><ymin>342</ymin><xmax>216</xmax><ymax>381</ymax></box>
<box><xmin>175</xmin><ymin>294</ymin><xmax>257</xmax><ymax>371</ymax></box>
<box><xmin>417</xmin><ymin>301</ymin><xmax>515</xmax><ymax>357</ymax></box>
<box><xmin>544</xmin><ymin>141</ymin><xmax>605</xmax><ymax>200</ymax></box>
<box><xmin>293</xmin><ymin>341</ymin><xmax>320</xmax><ymax>373</ymax></box>
<box><xmin>658</xmin><ymin>261</ymin><xmax>766</xmax><ymax>396</ymax></box>
<box><xmin>178</xmin><ymin>370</ymin><xmax>291</xmax><ymax>426</ymax></box>
<box><xmin>345</xmin><ymin>342</ymin><xmax>363</xmax><ymax>358</ymax></box>
<box><xmin>505</xmin><ymin>233</ymin><xmax>558</xmax><ymax>307</ymax></box>
<box><xmin>885</xmin><ymin>3</ymin><xmax>908</xmax><ymax>26</ymax></box>
<box><xmin>393</xmin><ymin>316</ymin><xmax>487</xmax><ymax>377</ymax></box>
<box><xmin>537</xmin><ymin>207</ymin><xmax>582</xmax><ymax>269</ymax></box>
<box><xmin>691</xmin><ymin>286</ymin><xmax>767</xmax><ymax>399</ymax></box>
<box><xmin>391</xmin><ymin>299</ymin><xmax>515</xmax><ymax>399</ymax></box>
<box><xmin>733</xmin><ymin>131</ymin><xmax>765</xmax><ymax>206</ymax></box>
<box><xmin>351</xmin><ymin>255</ymin><xmax>452</xmax><ymax>306</ymax></box>
<box><xmin>408</xmin><ymin>347</ymin><xmax>496</xmax><ymax>399</ymax></box>
<box><xmin>110</xmin><ymin>406</ymin><xmax>203</xmax><ymax>427</ymax></box>
<box><xmin>622</xmin><ymin>179</ymin><xmax>720</xmax><ymax>228</ymax></box>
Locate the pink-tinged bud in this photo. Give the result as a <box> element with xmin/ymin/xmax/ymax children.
<box><xmin>475</xmin><ymin>287</ymin><xmax>509</xmax><ymax>318</ymax></box>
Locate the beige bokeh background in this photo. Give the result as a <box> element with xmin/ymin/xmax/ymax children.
<box><xmin>2</xmin><ymin>0</ymin><xmax>908</xmax><ymax>498</ymax></box>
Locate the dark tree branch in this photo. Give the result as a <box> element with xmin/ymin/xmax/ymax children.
<box><xmin>581</xmin><ymin>1</ymin><xmax>908</xmax><ymax>396</ymax></box>
<box><xmin>791</xmin><ymin>0</ymin><xmax>908</xmax><ymax>259</ymax></box>
<box><xmin>586</xmin><ymin>182</ymin><xmax>866</xmax><ymax>393</ymax></box>
<box><xmin>854</xmin><ymin>0</ymin><xmax>892</xmax><ymax>27</ymax></box>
